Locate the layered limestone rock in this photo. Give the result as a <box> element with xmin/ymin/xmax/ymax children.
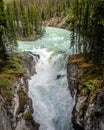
<box><xmin>67</xmin><ymin>57</ymin><xmax>104</xmax><ymax>130</ymax></box>
<box><xmin>0</xmin><ymin>54</ymin><xmax>39</xmax><ymax>130</ymax></box>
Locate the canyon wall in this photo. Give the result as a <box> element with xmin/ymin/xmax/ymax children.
<box><xmin>67</xmin><ymin>57</ymin><xmax>104</xmax><ymax>130</ymax></box>
<box><xmin>0</xmin><ymin>54</ymin><xmax>39</xmax><ymax>130</ymax></box>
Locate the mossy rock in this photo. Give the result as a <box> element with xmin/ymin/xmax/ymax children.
<box><xmin>0</xmin><ymin>54</ymin><xmax>24</xmax><ymax>79</ymax></box>
<box><xmin>5</xmin><ymin>90</ymin><xmax>13</xmax><ymax>102</ymax></box>
<box><xmin>0</xmin><ymin>76</ymin><xmax>12</xmax><ymax>88</ymax></box>
<box><xmin>23</xmin><ymin>112</ymin><xmax>33</xmax><ymax>120</ymax></box>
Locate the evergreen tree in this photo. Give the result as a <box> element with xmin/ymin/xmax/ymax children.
<box><xmin>0</xmin><ymin>0</ymin><xmax>8</xmax><ymax>59</ymax></box>
<box><xmin>6</xmin><ymin>3</ymin><xmax>17</xmax><ymax>50</ymax></box>
<box><xmin>69</xmin><ymin>0</ymin><xmax>104</xmax><ymax>63</ymax></box>
<box><xmin>13</xmin><ymin>0</ymin><xmax>20</xmax><ymax>35</ymax></box>
<box><xmin>0</xmin><ymin>0</ymin><xmax>17</xmax><ymax>60</ymax></box>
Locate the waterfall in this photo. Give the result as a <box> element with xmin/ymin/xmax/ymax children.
<box><xmin>18</xmin><ymin>27</ymin><xmax>74</xmax><ymax>130</ymax></box>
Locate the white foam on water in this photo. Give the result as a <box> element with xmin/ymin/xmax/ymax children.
<box><xmin>18</xmin><ymin>27</ymin><xmax>74</xmax><ymax>130</ymax></box>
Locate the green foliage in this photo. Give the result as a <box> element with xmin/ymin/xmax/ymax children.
<box><xmin>6</xmin><ymin>65</ymin><xmax>23</xmax><ymax>76</ymax></box>
<box><xmin>0</xmin><ymin>76</ymin><xmax>12</xmax><ymax>88</ymax></box>
<box><xmin>87</xmin><ymin>84</ymin><xmax>95</xmax><ymax>91</ymax></box>
<box><xmin>0</xmin><ymin>0</ymin><xmax>17</xmax><ymax>60</ymax></box>
<box><xmin>5</xmin><ymin>58</ymin><xmax>23</xmax><ymax>76</ymax></box>
<box><xmin>81</xmin><ymin>84</ymin><xmax>95</xmax><ymax>95</ymax></box>
<box><xmin>23</xmin><ymin>112</ymin><xmax>33</xmax><ymax>120</ymax></box>
<box><xmin>0</xmin><ymin>1</ymin><xmax>6</xmax><ymax>25</ymax></box>
<box><xmin>5</xmin><ymin>0</ymin><xmax>43</xmax><ymax>38</ymax></box>
<box><xmin>5</xmin><ymin>90</ymin><xmax>13</xmax><ymax>101</ymax></box>
<box><xmin>0</xmin><ymin>0</ymin><xmax>7</xmax><ymax>59</ymax></box>
<box><xmin>0</xmin><ymin>55</ymin><xmax>24</xmax><ymax>81</ymax></box>
<box><xmin>68</xmin><ymin>0</ymin><xmax>104</xmax><ymax>65</ymax></box>
<box><xmin>81</xmin><ymin>73</ymin><xmax>103</xmax><ymax>95</ymax></box>
<box><xmin>81</xmin><ymin>87</ymin><xmax>89</xmax><ymax>95</ymax></box>
<box><xmin>3</xmin><ymin>0</ymin><xmax>71</xmax><ymax>40</ymax></box>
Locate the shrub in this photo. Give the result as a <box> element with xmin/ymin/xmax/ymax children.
<box><xmin>81</xmin><ymin>82</ymin><xmax>95</xmax><ymax>95</ymax></box>
<box><xmin>0</xmin><ymin>76</ymin><xmax>12</xmax><ymax>88</ymax></box>
<box><xmin>23</xmin><ymin>112</ymin><xmax>33</xmax><ymax>120</ymax></box>
<box><xmin>5</xmin><ymin>90</ymin><xmax>13</xmax><ymax>101</ymax></box>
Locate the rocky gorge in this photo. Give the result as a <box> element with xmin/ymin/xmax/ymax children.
<box><xmin>0</xmin><ymin>54</ymin><xmax>39</xmax><ymax>130</ymax></box>
<box><xmin>0</xmin><ymin>25</ymin><xmax>103</xmax><ymax>130</ymax></box>
<box><xmin>43</xmin><ymin>16</ymin><xmax>104</xmax><ymax>130</ymax></box>
<box><xmin>67</xmin><ymin>55</ymin><xmax>104</xmax><ymax>130</ymax></box>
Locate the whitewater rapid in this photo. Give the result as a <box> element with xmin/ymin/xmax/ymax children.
<box><xmin>18</xmin><ymin>27</ymin><xmax>74</xmax><ymax>130</ymax></box>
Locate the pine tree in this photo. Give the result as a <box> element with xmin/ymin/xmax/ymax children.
<box><xmin>0</xmin><ymin>0</ymin><xmax>7</xmax><ymax>59</ymax></box>
<box><xmin>6</xmin><ymin>3</ymin><xmax>17</xmax><ymax>52</ymax></box>
<box><xmin>13</xmin><ymin>0</ymin><xmax>20</xmax><ymax>35</ymax></box>
<box><xmin>0</xmin><ymin>0</ymin><xmax>17</xmax><ymax>60</ymax></box>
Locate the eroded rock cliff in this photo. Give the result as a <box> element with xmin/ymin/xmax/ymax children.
<box><xmin>0</xmin><ymin>54</ymin><xmax>39</xmax><ymax>130</ymax></box>
<box><xmin>67</xmin><ymin>55</ymin><xmax>104</xmax><ymax>130</ymax></box>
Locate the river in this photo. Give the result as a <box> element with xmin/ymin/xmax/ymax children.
<box><xmin>18</xmin><ymin>27</ymin><xmax>74</xmax><ymax>130</ymax></box>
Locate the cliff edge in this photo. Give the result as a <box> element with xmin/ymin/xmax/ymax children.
<box><xmin>67</xmin><ymin>54</ymin><xmax>104</xmax><ymax>130</ymax></box>
<box><xmin>0</xmin><ymin>54</ymin><xmax>39</xmax><ymax>130</ymax></box>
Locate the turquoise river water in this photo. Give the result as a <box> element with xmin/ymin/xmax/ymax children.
<box><xmin>18</xmin><ymin>27</ymin><xmax>74</xmax><ymax>130</ymax></box>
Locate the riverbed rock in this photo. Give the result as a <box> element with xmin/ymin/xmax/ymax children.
<box><xmin>67</xmin><ymin>56</ymin><xmax>104</xmax><ymax>130</ymax></box>
<box><xmin>24</xmin><ymin>54</ymin><xmax>36</xmax><ymax>77</ymax></box>
<box><xmin>0</xmin><ymin>54</ymin><xmax>39</xmax><ymax>130</ymax></box>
